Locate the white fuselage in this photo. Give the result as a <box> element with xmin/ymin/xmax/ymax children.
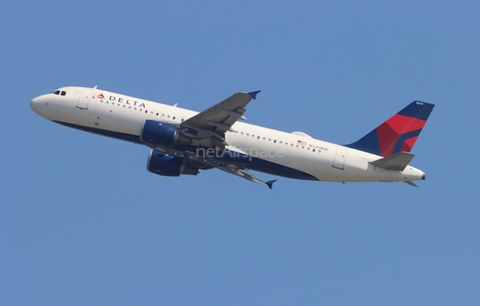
<box><xmin>30</xmin><ymin>86</ymin><xmax>425</xmax><ymax>183</ymax></box>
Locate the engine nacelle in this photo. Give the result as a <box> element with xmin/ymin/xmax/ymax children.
<box><xmin>140</xmin><ymin>120</ymin><xmax>191</xmax><ymax>146</ymax></box>
<box><xmin>147</xmin><ymin>150</ymin><xmax>198</xmax><ymax>177</ymax></box>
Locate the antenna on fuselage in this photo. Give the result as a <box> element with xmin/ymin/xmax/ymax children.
<box><xmin>93</xmin><ymin>85</ymin><xmax>98</xmax><ymax>89</ymax></box>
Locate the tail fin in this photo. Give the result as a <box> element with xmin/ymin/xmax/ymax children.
<box><xmin>346</xmin><ymin>101</ymin><xmax>435</xmax><ymax>157</ymax></box>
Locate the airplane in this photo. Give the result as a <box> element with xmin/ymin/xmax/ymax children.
<box><xmin>30</xmin><ymin>86</ymin><xmax>434</xmax><ymax>189</ymax></box>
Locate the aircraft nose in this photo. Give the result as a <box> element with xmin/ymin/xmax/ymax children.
<box><xmin>30</xmin><ymin>96</ymin><xmax>41</xmax><ymax>113</ymax></box>
<box><xmin>30</xmin><ymin>95</ymin><xmax>48</xmax><ymax>117</ymax></box>
<box><xmin>30</xmin><ymin>96</ymin><xmax>38</xmax><ymax>108</ymax></box>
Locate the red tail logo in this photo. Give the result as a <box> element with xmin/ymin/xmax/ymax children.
<box><xmin>347</xmin><ymin>101</ymin><xmax>435</xmax><ymax>157</ymax></box>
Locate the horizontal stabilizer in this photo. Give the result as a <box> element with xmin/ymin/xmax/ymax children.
<box><xmin>369</xmin><ymin>151</ymin><xmax>414</xmax><ymax>171</ymax></box>
<box><xmin>403</xmin><ymin>180</ymin><xmax>419</xmax><ymax>187</ymax></box>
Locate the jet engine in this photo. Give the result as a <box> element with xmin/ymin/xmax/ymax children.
<box><xmin>147</xmin><ymin>149</ymin><xmax>198</xmax><ymax>176</ymax></box>
<box><xmin>140</xmin><ymin>120</ymin><xmax>191</xmax><ymax>147</ymax></box>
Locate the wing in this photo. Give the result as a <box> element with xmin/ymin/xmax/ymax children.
<box><xmin>179</xmin><ymin>91</ymin><xmax>260</xmax><ymax>148</ymax></box>
<box><xmin>216</xmin><ymin>165</ymin><xmax>277</xmax><ymax>189</ymax></box>
<box><xmin>157</xmin><ymin>145</ymin><xmax>276</xmax><ymax>189</ymax></box>
<box><xmin>160</xmin><ymin>91</ymin><xmax>276</xmax><ymax>188</ymax></box>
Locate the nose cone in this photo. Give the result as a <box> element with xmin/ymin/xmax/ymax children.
<box><xmin>30</xmin><ymin>94</ymin><xmax>48</xmax><ymax>118</ymax></box>
<box><xmin>30</xmin><ymin>96</ymin><xmax>39</xmax><ymax>111</ymax></box>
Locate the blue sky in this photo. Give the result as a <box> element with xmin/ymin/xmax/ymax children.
<box><xmin>1</xmin><ymin>1</ymin><xmax>479</xmax><ymax>305</ymax></box>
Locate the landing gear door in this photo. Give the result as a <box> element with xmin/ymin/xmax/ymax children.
<box><xmin>77</xmin><ymin>89</ymin><xmax>92</xmax><ymax>110</ymax></box>
<box><xmin>332</xmin><ymin>147</ymin><xmax>348</xmax><ymax>170</ymax></box>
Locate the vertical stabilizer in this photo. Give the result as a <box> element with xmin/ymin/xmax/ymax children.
<box><xmin>346</xmin><ymin>101</ymin><xmax>434</xmax><ymax>157</ymax></box>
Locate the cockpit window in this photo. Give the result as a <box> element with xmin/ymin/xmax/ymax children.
<box><xmin>52</xmin><ymin>90</ymin><xmax>67</xmax><ymax>96</ymax></box>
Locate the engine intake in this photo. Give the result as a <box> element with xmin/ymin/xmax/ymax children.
<box><xmin>147</xmin><ymin>150</ymin><xmax>198</xmax><ymax>176</ymax></box>
<box><xmin>140</xmin><ymin>120</ymin><xmax>191</xmax><ymax>146</ymax></box>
